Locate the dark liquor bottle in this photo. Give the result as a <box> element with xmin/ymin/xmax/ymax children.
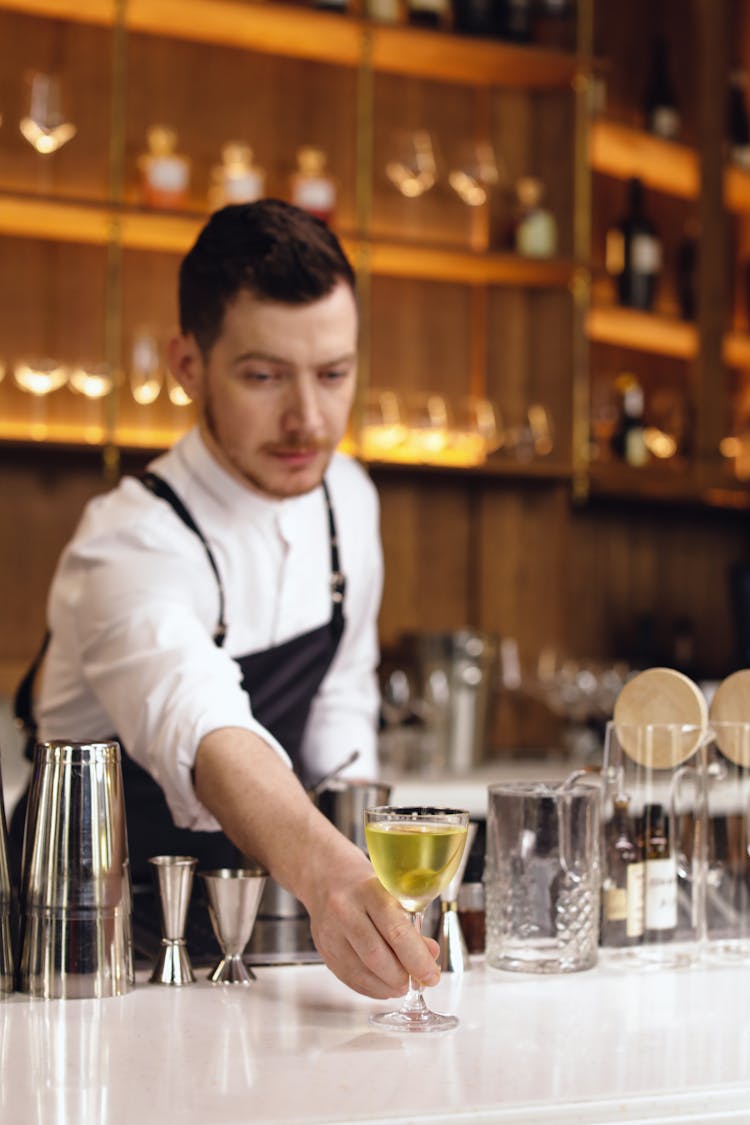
<box><xmin>601</xmin><ymin>796</ymin><xmax>645</xmax><ymax>947</ymax></box>
<box><xmin>533</xmin><ymin>0</ymin><xmax>575</xmax><ymax>51</ymax></box>
<box><xmin>499</xmin><ymin>0</ymin><xmax>532</xmax><ymax>42</ymax></box>
<box><xmin>676</xmin><ymin>220</ymin><xmax>699</xmax><ymax>321</ymax></box>
<box><xmin>605</xmin><ymin>177</ymin><xmax>662</xmax><ymax>311</ymax></box>
<box><xmin>644</xmin><ymin>35</ymin><xmax>681</xmax><ymax>140</ymax></box>
<box><xmin>406</xmin><ymin>0</ymin><xmax>450</xmax><ymax>27</ymax></box>
<box><xmin>728</xmin><ymin>69</ymin><xmax>750</xmax><ymax>170</ymax></box>
<box><xmin>643</xmin><ymin>803</ymin><xmax>677</xmax><ymax>942</ymax></box>
<box><xmin>611</xmin><ymin>372</ymin><xmax>648</xmax><ymax>467</ymax></box>
<box><xmin>453</xmin><ymin>0</ymin><xmax>495</xmax><ymax>37</ymax></box>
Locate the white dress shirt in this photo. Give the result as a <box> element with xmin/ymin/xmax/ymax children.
<box><xmin>38</xmin><ymin>428</ymin><xmax>383</xmax><ymax>831</ymax></box>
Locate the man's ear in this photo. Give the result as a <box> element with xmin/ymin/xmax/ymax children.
<box><xmin>166</xmin><ymin>332</ymin><xmax>205</xmax><ymax>405</ymax></box>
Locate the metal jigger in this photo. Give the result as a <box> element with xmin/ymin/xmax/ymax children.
<box><xmin>201</xmin><ymin>867</ymin><xmax>266</xmax><ymax>985</ymax></box>
<box><xmin>437</xmin><ymin>822</ymin><xmax>477</xmax><ymax>973</ymax></box>
<box><xmin>149</xmin><ymin>855</ymin><xmax>197</xmax><ymax>986</ymax></box>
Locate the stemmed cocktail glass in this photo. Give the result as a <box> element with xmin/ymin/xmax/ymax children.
<box><xmin>364</xmin><ymin>806</ymin><xmax>470</xmax><ymax>1032</ymax></box>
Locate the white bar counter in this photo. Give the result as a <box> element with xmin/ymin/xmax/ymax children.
<box><xmin>2</xmin><ymin>955</ymin><xmax>750</xmax><ymax>1124</ymax></box>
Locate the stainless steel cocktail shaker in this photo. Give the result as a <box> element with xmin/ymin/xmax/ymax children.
<box><xmin>17</xmin><ymin>740</ymin><xmax>134</xmax><ymax>998</ymax></box>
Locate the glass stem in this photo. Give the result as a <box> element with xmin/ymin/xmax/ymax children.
<box><xmin>401</xmin><ymin>911</ymin><xmax>428</xmax><ymax>1015</ymax></box>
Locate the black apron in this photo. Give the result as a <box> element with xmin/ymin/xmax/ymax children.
<box><xmin>11</xmin><ymin>472</ymin><xmax>346</xmax><ymax>894</ymax></box>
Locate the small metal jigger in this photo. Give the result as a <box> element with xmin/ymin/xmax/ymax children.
<box><xmin>149</xmin><ymin>855</ymin><xmax>197</xmax><ymax>986</ymax></box>
<box><xmin>201</xmin><ymin>867</ymin><xmax>266</xmax><ymax>985</ymax></box>
<box><xmin>437</xmin><ymin>822</ymin><xmax>477</xmax><ymax>974</ymax></box>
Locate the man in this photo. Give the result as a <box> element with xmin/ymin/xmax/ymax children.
<box><xmin>22</xmin><ymin>200</ymin><xmax>439</xmax><ymax>999</ymax></box>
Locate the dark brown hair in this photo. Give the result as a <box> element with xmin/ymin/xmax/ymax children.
<box><xmin>178</xmin><ymin>199</ymin><xmax>357</xmax><ymax>356</ymax></box>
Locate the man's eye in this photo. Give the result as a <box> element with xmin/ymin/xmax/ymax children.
<box><xmin>320</xmin><ymin>369</ymin><xmax>348</xmax><ymax>382</ymax></box>
<box><xmin>242</xmin><ymin>370</ymin><xmax>275</xmax><ymax>383</ymax></box>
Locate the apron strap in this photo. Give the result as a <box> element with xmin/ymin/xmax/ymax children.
<box><xmin>322</xmin><ymin>479</ymin><xmax>345</xmax><ymax>634</ymax></box>
<box><xmin>141</xmin><ymin>471</ymin><xmax>227</xmax><ymax>646</ymax></box>
<box><xmin>13</xmin><ymin>629</ymin><xmax>50</xmax><ymax>759</ymax></box>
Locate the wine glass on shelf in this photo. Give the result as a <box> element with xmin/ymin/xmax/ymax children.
<box><xmin>364</xmin><ymin>805</ymin><xmax>470</xmax><ymax>1032</ymax></box>
<box><xmin>405</xmin><ymin>392</ymin><xmax>450</xmax><ymax>463</ymax></box>
<box><xmin>166</xmin><ymin>370</ymin><xmax>191</xmax><ymax>407</ymax></box>
<box><xmin>19</xmin><ymin>72</ymin><xmax>77</xmax><ymax>155</ymax></box>
<box><xmin>130</xmin><ymin>328</ymin><xmax>163</xmax><ymax>406</ymax></box>
<box><xmin>385</xmin><ymin>130</ymin><xmax>437</xmax><ymax>199</ymax></box>
<box><xmin>449</xmin><ymin>396</ymin><xmax>503</xmax><ymax>466</ymax></box>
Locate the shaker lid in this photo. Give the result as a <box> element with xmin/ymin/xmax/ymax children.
<box><xmin>612</xmin><ymin>666</ymin><xmax>707</xmax><ymax>768</ymax></box>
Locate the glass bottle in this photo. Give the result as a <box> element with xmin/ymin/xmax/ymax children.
<box><xmin>365</xmin><ymin>0</ymin><xmax>402</xmax><ymax>21</ymax></box>
<box><xmin>498</xmin><ymin>0</ymin><xmax>533</xmax><ymax>43</ymax></box>
<box><xmin>644</xmin><ymin>35</ymin><xmax>681</xmax><ymax>141</ymax></box>
<box><xmin>406</xmin><ymin>0</ymin><xmax>450</xmax><ymax>28</ymax></box>
<box><xmin>290</xmin><ymin>146</ymin><xmax>336</xmax><ymax>225</ymax></box>
<box><xmin>643</xmin><ymin>803</ymin><xmax>678</xmax><ymax>943</ymax></box>
<box><xmin>453</xmin><ymin>0</ymin><xmax>495</xmax><ymax>37</ymax></box>
<box><xmin>612</xmin><ymin>372</ymin><xmax>648</xmax><ymax>468</ymax></box>
<box><xmin>728</xmin><ymin>69</ymin><xmax>750</xmax><ymax>170</ymax></box>
<box><xmin>208</xmin><ymin>143</ymin><xmax>265</xmax><ymax>211</ymax></box>
<box><xmin>676</xmin><ymin>219</ymin><xmax>699</xmax><ymax>322</ymax></box>
<box><xmin>514</xmin><ymin>177</ymin><xmax>558</xmax><ymax>258</ymax></box>
<box><xmin>138</xmin><ymin>125</ymin><xmax>190</xmax><ymax>210</ymax></box>
<box><xmin>532</xmin><ymin>0</ymin><xmax>575</xmax><ymax>51</ymax></box>
<box><xmin>601</xmin><ymin>796</ymin><xmax>644</xmax><ymax>947</ymax></box>
<box><xmin>605</xmin><ymin>177</ymin><xmax>662</xmax><ymax>311</ymax></box>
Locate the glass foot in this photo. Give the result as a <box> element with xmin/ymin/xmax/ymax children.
<box><xmin>369</xmin><ymin>1008</ymin><xmax>458</xmax><ymax>1033</ymax></box>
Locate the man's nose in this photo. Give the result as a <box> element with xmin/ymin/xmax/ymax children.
<box><xmin>283</xmin><ymin>378</ymin><xmax>324</xmax><ymax>432</ymax></box>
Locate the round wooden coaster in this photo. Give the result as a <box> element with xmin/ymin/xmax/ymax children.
<box><xmin>612</xmin><ymin>667</ymin><xmax>708</xmax><ymax>768</ymax></box>
<box><xmin>708</xmin><ymin>669</ymin><xmax>750</xmax><ymax>767</ymax></box>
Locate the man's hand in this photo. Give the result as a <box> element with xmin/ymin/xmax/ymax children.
<box><xmin>301</xmin><ymin>849</ymin><xmax>441</xmax><ymax>999</ymax></box>
<box><xmin>194</xmin><ymin>727</ymin><xmax>440</xmax><ymax>999</ymax></box>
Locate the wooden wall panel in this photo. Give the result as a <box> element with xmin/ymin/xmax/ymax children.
<box><xmin>567</xmin><ymin>503</ymin><xmax>750</xmax><ymax>677</ymax></box>
<box><xmin>374</xmin><ymin>471</ymin><xmax>472</xmax><ymax>648</ymax></box>
<box><xmin>369</xmin><ymin>276</ymin><xmax>472</xmax><ymax>402</ymax></box>
<box><xmin>0</xmin><ymin>447</ymin><xmax>107</xmax><ymax>690</ymax></box>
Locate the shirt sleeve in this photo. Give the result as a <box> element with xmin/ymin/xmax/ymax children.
<box><xmin>49</xmin><ymin>500</ymin><xmax>290</xmax><ymax>832</ymax></box>
<box><xmin>298</xmin><ymin>468</ymin><xmax>383</xmax><ymax>786</ymax></box>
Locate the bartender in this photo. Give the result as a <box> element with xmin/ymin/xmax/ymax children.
<box><xmin>12</xmin><ymin>199</ymin><xmax>440</xmax><ymax>1000</ymax></box>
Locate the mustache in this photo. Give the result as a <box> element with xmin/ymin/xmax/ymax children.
<box><xmin>264</xmin><ymin>437</ymin><xmax>333</xmax><ymax>454</ymax></box>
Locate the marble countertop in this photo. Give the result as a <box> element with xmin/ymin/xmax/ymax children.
<box><xmin>2</xmin><ymin>955</ymin><xmax>750</xmax><ymax>1124</ymax></box>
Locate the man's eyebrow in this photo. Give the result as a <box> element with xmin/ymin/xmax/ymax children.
<box><xmin>231</xmin><ymin>351</ymin><xmax>357</xmax><ymax>367</ymax></box>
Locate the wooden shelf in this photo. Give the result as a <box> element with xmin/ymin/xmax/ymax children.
<box><xmin>0</xmin><ymin>193</ymin><xmax>576</xmax><ymax>287</ymax></box>
<box><xmin>586</xmin><ymin>305</ymin><xmax>698</xmax><ymax>359</ymax></box>
<box><xmin>724</xmin><ymin>331</ymin><xmax>750</xmax><ymax>369</ymax></box>
<box><xmin>0</xmin><ymin>0</ymin><xmax>579</xmax><ymax>88</ymax></box>
<box><xmin>588</xmin><ymin>463</ymin><xmax>750</xmax><ymax>510</ymax></box>
<box><xmin>589</xmin><ymin>119</ymin><xmax>699</xmax><ymax>200</ymax></box>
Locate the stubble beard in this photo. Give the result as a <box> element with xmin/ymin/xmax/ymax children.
<box><xmin>202</xmin><ymin>395</ymin><xmax>331</xmax><ymax>500</ymax></box>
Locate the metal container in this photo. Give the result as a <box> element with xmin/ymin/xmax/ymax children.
<box><xmin>17</xmin><ymin>741</ymin><xmax>134</xmax><ymax>998</ymax></box>
<box><xmin>256</xmin><ymin>780</ymin><xmax>392</xmax><ymax>922</ymax></box>
<box><xmin>407</xmin><ymin>630</ymin><xmax>498</xmax><ymax>773</ymax></box>
<box><xmin>316</xmin><ymin>780</ymin><xmax>392</xmax><ymax>851</ymax></box>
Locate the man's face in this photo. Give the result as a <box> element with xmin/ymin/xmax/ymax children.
<box><xmin>174</xmin><ymin>282</ymin><xmax>358</xmax><ymax>500</ymax></box>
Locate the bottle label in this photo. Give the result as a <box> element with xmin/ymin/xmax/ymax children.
<box><xmin>292</xmin><ymin>177</ymin><xmax>336</xmax><ymax>213</ymax></box>
<box><xmin>626</xmin><ymin>862</ymin><xmax>645</xmax><ymax>937</ymax></box>
<box><xmin>604</xmin><ymin>885</ymin><xmax>627</xmax><ymax>922</ymax></box>
<box><xmin>645</xmin><ymin>856</ymin><xmax>677</xmax><ymax>930</ymax></box>
<box><xmin>631</xmin><ymin>233</ymin><xmax>661</xmax><ymax>276</ymax></box>
<box><xmin>223</xmin><ymin>169</ymin><xmax>265</xmax><ymax>204</ymax></box>
<box><xmin>649</xmin><ymin>106</ymin><xmax>681</xmax><ymax>141</ymax></box>
<box><xmin>148</xmin><ymin>157</ymin><xmax>190</xmax><ymax>194</ymax></box>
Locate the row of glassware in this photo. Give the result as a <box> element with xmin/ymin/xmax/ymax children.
<box><xmin>360</xmin><ymin>388</ymin><xmax>554</xmax><ymax>466</ymax></box>
<box><xmin>0</xmin><ymin>339</ymin><xmax>189</xmax><ymax>408</ymax></box>
<box><xmin>7</xmin><ymin>69</ymin><xmax>555</xmax><ymax>236</ymax></box>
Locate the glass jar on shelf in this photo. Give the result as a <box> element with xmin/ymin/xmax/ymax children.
<box><xmin>138</xmin><ymin>125</ymin><xmax>191</xmax><ymax>210</ymax></box>
<box><xmin>290</xmin><ymin>146</ymin><xmax>336</xmax><ymax>224</ymax></box>
<box><xmin>513</xmin><ymin>177</ymin><xmax>558</xmax><ymax>259</ymax></box>
<box><xmin>208</xmin><ymin>143</ymin><xmax>265</xmax><ymax>211</ymax></box>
